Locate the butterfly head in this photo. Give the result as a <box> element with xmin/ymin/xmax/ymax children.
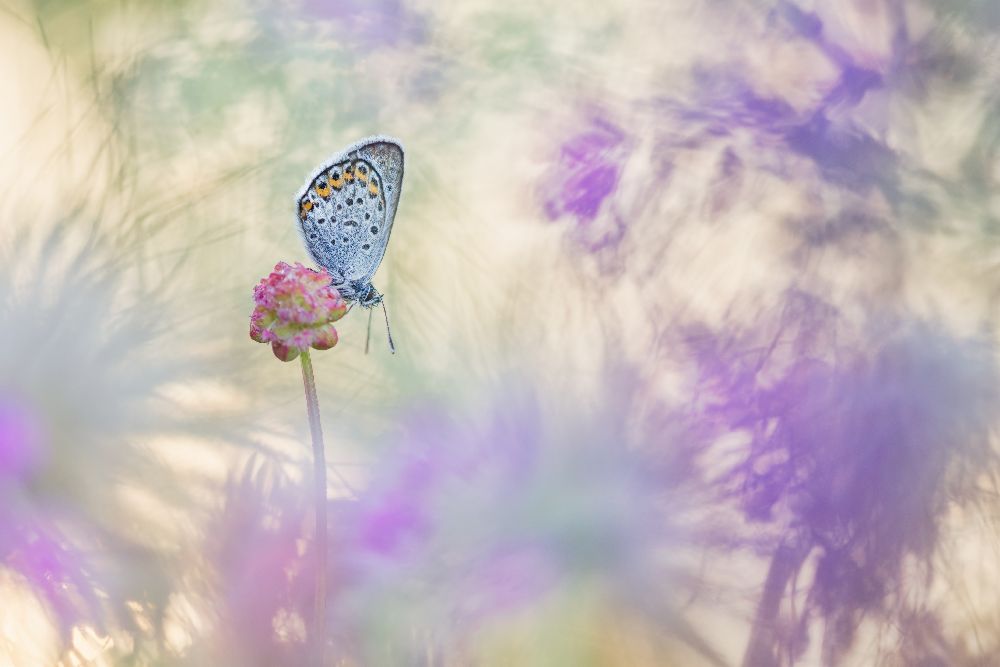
<box><xmin>355</xmin><ymin>282</ymin><xmax>383</xmax><ymax>308</ymax></box>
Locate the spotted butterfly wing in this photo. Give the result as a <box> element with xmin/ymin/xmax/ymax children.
<box><xmin>295</xmin><ymin>136</ymin><xmax>404</xmax><ymax>301</ymax></box>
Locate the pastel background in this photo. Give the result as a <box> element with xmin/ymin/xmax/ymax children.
<box><xmin>2</xmin><ymin>0</ymin><xmax>999</xmax><ymax>665</ymax></box>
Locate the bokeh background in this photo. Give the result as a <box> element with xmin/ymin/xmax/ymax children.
<box><xmin>2</xmin><ymin>0</ymin><xmax>1000</xmax><ymax>665</ymax></box>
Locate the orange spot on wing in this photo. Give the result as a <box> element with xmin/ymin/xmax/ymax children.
<box><xmin>315</xmin><ymin>181</ymin><xmax>332</xmax><ymax>197</ymax></box>
<box><xmin>327</xmin><ymin>172</ymin><xmax>344</xmax><ymax>189</ymax></box>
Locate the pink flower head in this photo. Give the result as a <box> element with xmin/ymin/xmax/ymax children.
<box><xmin>249</xmin><ymin>261</ymin><xmax>347</xmax><ymax>361</ymax></box>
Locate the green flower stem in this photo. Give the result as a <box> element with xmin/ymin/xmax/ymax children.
<box><xmin>300</xmin><ymin>350</ymin><xmax>327</xmax><ymax>665</ymax></box>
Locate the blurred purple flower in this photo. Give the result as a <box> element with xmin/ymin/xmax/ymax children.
<box><xmin>301</xmin><ymin>0</ymin><xmax>426</xmax><ymax>48</ymax></box>
<box><xmin>355</xmin><ymin>453</ymin><xmax>434</xmax><ymax>556</ymax></box>
<box><xmin>347</xmin><ymin>405</ymin><xmax>540</xmax><ymax>561</ymax></box>
<box><xmin>662</xmin><ymin>62</ymin><xmax>897</xmax><ymax>198</ymax></box>
<box><xmin>0</xmin><ymin>500</ymin><xmax>107</xmax><ymax>646</ymax></box>
<box><xmin>677</xmin><ymin>67</ymin><xmax>797</xmax><ymax>135</ymax></box>
<box><xmin>689</xmin><ymin>314</ymin><xmax>1000</xmax><ymax>665</ymax></box>
<box><xmin>202</xmin><ymin>457</ymin><xmax>313</xmax><ymax>665</ymax></box>
<box><xmin>541</xmin><ymin>115</ymin><xmax>630</xmax><ymax>253</ymax></box>
<box><xmin>647</xmin><ymin>2</ymin><xmax>921</xmax><ymax>222</ymax></box>
<box><xmin>327</xmin><ymin>386</ymin><xmax>725</xmax><ymax>664</ymax></box>
<box><xmin>0</xmin><ymin>396</ymin><xmax>45</xmax><ymax>481</ymax></box>
<box><xmin>785</xmin><ymin>113</ymin><xmax>898</xmax><ymax>196</ymax></box>
<box><xmin>775</xmin><ymin>2</ymin><xmax>824</xmax><ymax>41</ymax></box>
<box><xmin>458</xmin><ymin>543</ymin><xmax>558</xmax><ymax>621</ymax></box>
<box><xmin>0</xmin><ymin>397</ymin><xmax>103</xmax><ymax>641</ymax></box>
<box><xmin>544</xmin><ymin>118</ymin><xmax>625</xmax><ymax>221</ymax></box>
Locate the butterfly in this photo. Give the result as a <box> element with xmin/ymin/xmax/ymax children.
<box><xmin>295</xmin><ymin>136</ymin><xmax>403</xmax><ymax>353</ymax></box>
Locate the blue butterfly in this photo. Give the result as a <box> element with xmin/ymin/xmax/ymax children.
<box><xmin>296</xmin><ymin>136</ymin><xmax>403</xmax><ymax>353</ymax></box>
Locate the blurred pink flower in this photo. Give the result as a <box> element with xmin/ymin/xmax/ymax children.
<box><xmin>249</xmin><ymin>261</ymin><xmax>347</xmax><ymax>361</ymax></box>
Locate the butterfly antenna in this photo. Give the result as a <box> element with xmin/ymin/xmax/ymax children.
<box><xmin>364</xmin><ymin>306</ymin><xmax>374</xmax><ymax>355</ymax></box>
<box><xmin>381</xmin><ymin>300</ymin><xmax>396</xmax><ymax>354</ymax></box>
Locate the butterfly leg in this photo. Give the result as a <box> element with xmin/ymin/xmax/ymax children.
<box><xmin>381</xmin><ymin>300</ymin><xmax>396</xmax><ymax>354</ymax></box>
<box><xmin>365</xmin><ymin>306</ymin><xmax>374</xmax><ymax>354</ymax></box>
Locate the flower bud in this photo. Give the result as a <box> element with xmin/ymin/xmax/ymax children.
<box><xmin>271</xmin><ymin>342</ymin><xmax>300</xmax><ymax>362</ymax></box>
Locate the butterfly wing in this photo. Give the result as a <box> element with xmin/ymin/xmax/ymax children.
<box><xmin>295</xmin><ymin>136</ymin><xmax>404</xmax><ymax>299</ymax></box>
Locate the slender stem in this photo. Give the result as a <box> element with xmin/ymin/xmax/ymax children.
<box><xmin>299</xmin><ymin>350</ymin><xmax>327</xmax><ymax>665</ymax></box>
<box><xmin>741</xmin><ymin>541</ymin><xmax>810</xmax><ymax>667</ymax></box>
